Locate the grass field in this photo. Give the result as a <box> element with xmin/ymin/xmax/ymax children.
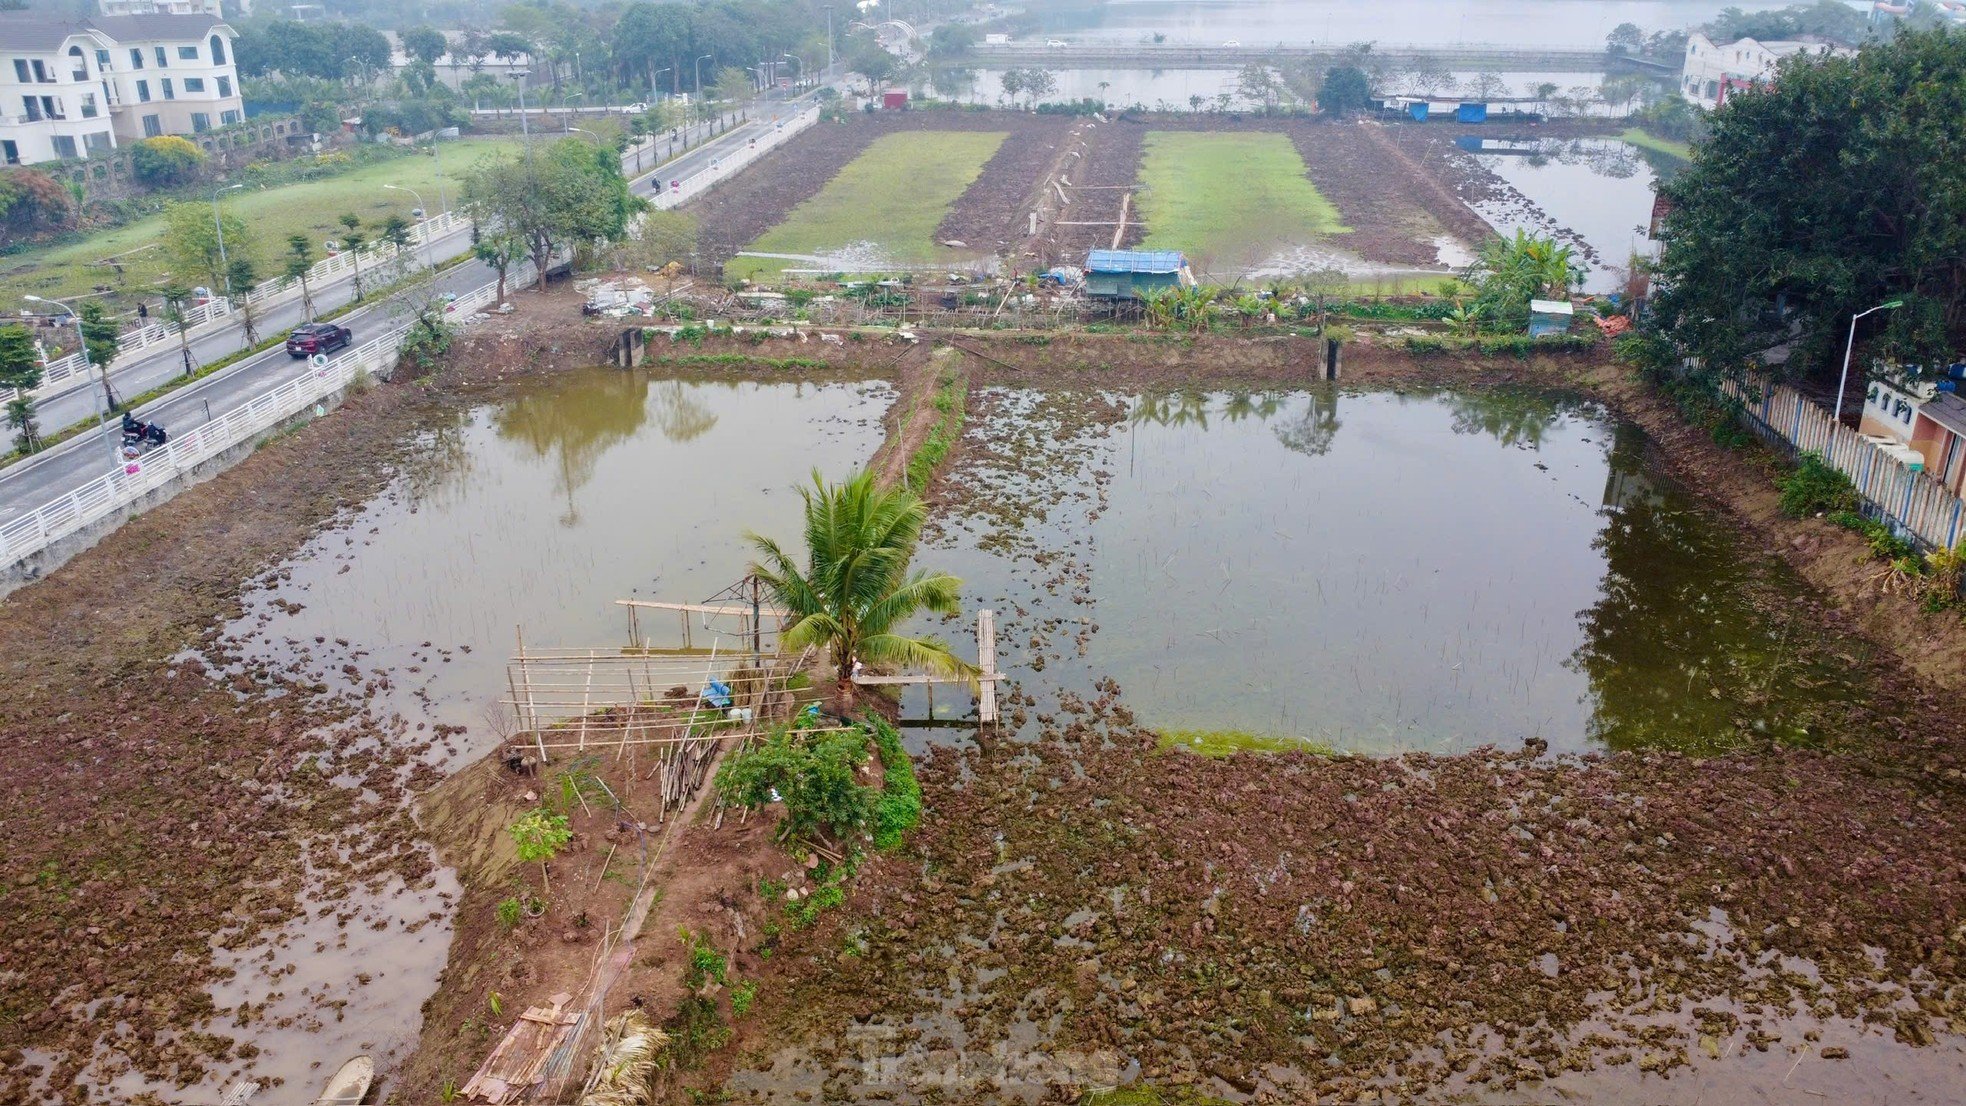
<box><xmin>1135</xmin><ymin>131</ymin><xmax>1352</xmax><ymax>281</ymax></box>
<box><xmin>725</xmin><ymin>130</ymin><xmax>1006</xmax><ymax>282</ymax></box>
<box><xmin>0</xmin><ymin>137</ymin><xmax>524</xmax><ymax>315</ymax></box>
<box><xmin>1619</xmin><ymin>127</ymin><xmax>1692</xmax><ymax>162</ymax></box>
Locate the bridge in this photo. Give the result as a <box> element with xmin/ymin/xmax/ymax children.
<box><xmin>956</xmin><ymin>42</ymin><xmax>1675</xmax><ymax>74</ymax></box>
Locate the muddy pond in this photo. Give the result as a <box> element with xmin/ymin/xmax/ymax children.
<box><xmin>198</xmin><ymin>368</ymin><xmax>1877</xmax><ymax>1097</ymax></box>
<box><xmin>188</xmin><ymin>371</ymin><xmax>890</xmax><ymax>1101</ymax></box>
<box><xmin>909</xmin><ymin>385</ymin><xmax>1872</xmax><ymax>756</ymax></box>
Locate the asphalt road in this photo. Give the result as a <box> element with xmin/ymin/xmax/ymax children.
<box><xmin>0</xmin><ymin>96</ymin><xmax>810</xmax><ymax>532</ymax></box>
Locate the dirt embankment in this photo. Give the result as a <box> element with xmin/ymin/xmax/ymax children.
<box><xmin>1045</xmin><ymin>120</ymin><xmax>1147</xmax><ymax>264</ymax></box>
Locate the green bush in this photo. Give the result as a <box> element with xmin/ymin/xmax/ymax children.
<box><xmin>1779</xmin><ymin>453</ymin><xmax>1859</xmax><ymax>518</ymax></box>
<box><xmin>714</xmin><ymin>720</ymin><xmax>872</xmax><ymax>844</ymax></box>
<box><xmin>1829</xmin><ymin>510</ymin><xmax>1919</xmax><ymax>561</ymax></box>
<box><xmin>868</xmin><ymin>717</ymin><xmax>922</xmax><ymax>851</ymax></box>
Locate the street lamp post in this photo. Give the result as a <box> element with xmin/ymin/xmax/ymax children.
<box><xmin>383</xmin><ymin>184</ymin><xmax>434</xmax><ymax>269</ymax></box>
<box><xmin>781</xmin><ymin>53</ymin><xmax>805</xmax><ymax>89</ymax></box>
<box><xmin>1834</xmin><ymin>299</ymin><xmax>1907</xmax><ymax>426</ymax></box>
<box><xmin>25</xmin><ymin>294</ymin><xmax>120</xmax><ymax>464</ymax></box>
<box><xmin>507</xmin><ymin>69</ymin><xmax>532</xmax><ymax>159</ymax></box>
<box><xmin>212</xmin><ymin>182</ymin><xmax>243</xmax><ymax>296</ymax></box>
<box><xmin>695</xmin><ymin>53</ymin><xmax>713</xmax><ymax>131</ymax></box>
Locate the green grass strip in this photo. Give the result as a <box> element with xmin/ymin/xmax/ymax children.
<box><xmin>1136</xmin><ymin>131</ymin><xmax>1351</xmax><ymax>275</ymax></box>
<box><xmin>1619</xmin><ymin>127</ymin><xmax>1692</xmax><ymax>161</ymax></box>
<box><xmin>726</xmin><ymin>131</ymin><xmax>1006</xmax><ymax>281</ymax></box>
<box><xmin>1157</xmin><ymin>728</ymin><xmax>1335</xmax><ymax>757</ymax></box>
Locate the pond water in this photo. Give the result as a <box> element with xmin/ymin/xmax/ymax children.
<box><xmin>227</xmin><ymin>371</ymin><xmax>892</xmax><ymax>747</ymax></box>
<box><xmin>1024</xmin><ymin>0</ymin><xmax>1765</xmax><ymax>48</ymax></box>
<box><xmin>1462</xmin><ymin>136</ymin><xmax>1669</xmax><ymax>294</ymax></box>
<box><xmin>187</xmin><ymin>370</ymin><xmax>891</xmax><ymax>1102</ymax></box>
<box><xmin>913</xmin><ymin>385</ymin><xmax>1872</xmax><ymax>755</ymax></box>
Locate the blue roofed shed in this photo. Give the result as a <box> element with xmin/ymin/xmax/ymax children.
<box><xmin>1084</xmin><ymin>249</ymin><xmax>1195</xmax><ymax>300</ymax></box>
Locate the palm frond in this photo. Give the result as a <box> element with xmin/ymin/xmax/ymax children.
<box><xmin>858</xmin><ymin>632</ymin><xmax>980</xmax><ymax>683</ymax></box>
<box><xmin>579</xmin><ymin>1010</ymin><xmax>666</xmax><ymax>1106</ymax></box>
<box><xmin>856</xmin><ymin>570</ymin><xmax>964</xmax><ymax>637</ymax></box>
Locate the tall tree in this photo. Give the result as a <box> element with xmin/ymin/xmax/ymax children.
<box><xmin>226</xmin><ymin>258</ymin><xmax>261</xmax><ymax>347</ymax></box>
<box><xmin>748</xmin><ymin>470</ymin><xmax>974</xmax><ymax>697</ymax></box>
<box><xmin>338</xmin><ymin>213</ymin><xmax>369</xmax><ymax>301</ymax></box>
<box><xmin>158</xmin><ymin>282</ymin><xmax>197</xmax><ymax>376</ymax></box>
<box><xmin>284</xmin><ymin>234</ymin><xmax>316</xmax><ymax>320</ymax></box>
<box><xmin>163</xmin><ymin>202</ymin><xmax>252</xmax><ymax>305</ymax></box>
<box><xmin>77</xmin><ymin>302</ymin><xmax>122</xmax><ymax>412</ymax></box>
<box><xmin>1650</xmin><ymin>31</ymin><xmax>1966</xmax><ymax>379</ymax></box>
<box><xmin>0</xmin><ymin>323</ymin><xmax>43</xmax><ymax>453</ymax></box>
<box><xmin>1319</xmin><ymin>67</ymin><xmax>1372</xmax><ymax>116</ymax></box>
<box><xmin>463</xmin><ymin>139</ymin><xmax>640</xmax><ymax>293</ymax></box>
<box><xmin>401</xmin><ymin>26</ymin><xmax>449</xmax><ymax>65</ymax></box>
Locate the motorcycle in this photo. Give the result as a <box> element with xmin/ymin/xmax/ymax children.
<box><xmin>120</xmin><ymin>412</ymin><xmax>167</xmax><ymax>448</ymax></box>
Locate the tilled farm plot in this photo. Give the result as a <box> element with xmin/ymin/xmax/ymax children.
<box><xmin>690</xmin><ymin>113</ymin><xmax>1080</xmax><ymax>274</ymax></box>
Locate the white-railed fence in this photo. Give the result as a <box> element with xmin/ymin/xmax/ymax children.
<box><xmin>1722</xmin><ymin>373</ymin><xmax>1966</xmax><ymax>551</ymax></box>
<box><xmin>0</xmin><ymin>260</ymin><xmax>532</xmax><ymax>573</ymax></box>
<box><xmin>21</xmin><ymin>211</ymin><xmax>472</xmax><ymax>402</ymax></box>
<box><xmin>647</xmin><ymin>106</ymin><xmax>818</xmax><ymax>211</ymax></box>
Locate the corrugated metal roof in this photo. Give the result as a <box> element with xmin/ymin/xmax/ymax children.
<box><xmin>1087</xmin><ymin>249</ymin><xmax>1187</xmax><ymax>274</ymax></box>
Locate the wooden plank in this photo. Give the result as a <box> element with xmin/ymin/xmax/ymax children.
<box><xmin>977</xmin><ymin>608</ymin><xmax>999</xmax><ymax>724</ymax></box>
<box><xmin>613</xmin><ymin>598</ymin><xmax>793</xmax><ymax>617</ymax></box>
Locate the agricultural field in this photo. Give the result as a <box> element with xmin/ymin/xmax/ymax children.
<box><xmin>0</xmin><ymin>137</ymin><xmax>523</xmax><ymax>314</ymax></box>
<box><xmin>723</xmin><ymin>130</ymin><xmax>1008</xmax><ymax>281</ymax></box>
<box><xmin>1135</xmin><ymin>130</ymin><xmax>1351</xmax><ymax>281</ymax></box>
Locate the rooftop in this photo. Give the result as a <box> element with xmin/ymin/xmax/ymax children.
<box><xmin>0</xmin><ymin>11</ymin><xmax>227</xmax><ymax>52</ymax></box>
<box><xmin>1087</xmin><ymin>249</ymin><xmax>1188</xmax><ymax>274</ymax></box>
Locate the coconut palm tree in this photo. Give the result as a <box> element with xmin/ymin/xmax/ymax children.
<box><xmin>749</xmin><ymin>471</ymin><xmax>974</xmax><ymax>695</ymax></box>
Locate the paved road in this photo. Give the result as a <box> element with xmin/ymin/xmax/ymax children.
<box><xmin>0</xmin><ymin>95</ymin><xmax>811</xmax><ymax>529</ymax></box>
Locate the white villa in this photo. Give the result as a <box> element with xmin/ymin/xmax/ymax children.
<box><xmin>1680</xmin><ymin>32</ymin><xmax>1855</xmax><ymax>109</ymax></box>
<box><xmin>0</xmin><ymin>5</ymin><xmax>244</xmax><ymax>165</ymax></box>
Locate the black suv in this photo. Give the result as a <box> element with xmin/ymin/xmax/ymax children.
<box><xmin>286</xmin><ymin>322</ymin><xmax>354</xmax><ymax>358</ymax></box>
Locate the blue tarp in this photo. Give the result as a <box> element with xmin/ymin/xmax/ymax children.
<box><xmin>1457</xmin><ymin>102</ymin><xmax>1488</xmax><ymax>123</ymax></box>
<box><xmin>1086</xmin><ymin>249</ymin><xmax>1187</xmax><ymax>275</ymax></box>
<box><xmin>702</xmin><ymin>679</ymin><xmax>733</xmax><ymax>710</ymax></box>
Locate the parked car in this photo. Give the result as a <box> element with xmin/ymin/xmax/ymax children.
<box><xmin>1046</xmin><ymin>38</ymin><xmax>1068</xmax><ymax>47</ymax></box>
<box><xmin>285</xmin><ymin>322</ymin><xmax>354</xmax><ymax>358</ymax></box>
<box><xmin>621</xmin><ymin>101</ymin><xmax>650</xmax><ymax>114</ymax></box>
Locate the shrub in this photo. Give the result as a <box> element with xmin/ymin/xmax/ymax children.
<box><xmin>494</xmin><ymin>897</ymin><xmax>523</xmax><ymax>930</ymax></box>
<box><xmin>868</xmin><ymin>717</ymin><xmax>921</xmax><ymax>851</ymax></box>
<box><xmin>0</xmin><ymin>168</ymin><xmax>74</xmax><ymax>234</ymax></box>
<box><xmin>714</xmin><ymin>720</ymin><xmax>872</xmax><ymax>844</ymax></box>
<box><xmin>130</xmin><ymin>136</ymin><xmax>207</xmax><ymax>187</ymax></box>
<box><xmin>1778</xmin><ymin>453</ymin><xmax>1858</xmax><ymax>518</ymax></box>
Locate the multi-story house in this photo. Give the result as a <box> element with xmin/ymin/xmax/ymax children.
<box><xmin>1679</xmin><ymin>32</ymin><xmax>1854</xmax><ymax>109</ymax></box>
<box><xmin>0</xmin><ymin>8</ymin><xmax>243</xmax><ymax>166</ymax></box>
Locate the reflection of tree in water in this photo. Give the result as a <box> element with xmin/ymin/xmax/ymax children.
<box><xmin>1566</xmin><ymin>424</ymin><xmax>1850</xmax><ymax>752</ymax></box>
<box><xmin>396</xmin><ymin>409</ymin><xmax>477</xmax><ymax>511</ymax></box>
<box><xmin>1273</xmin><ymin>389</ymin><xmax>1342</xmax><ymax>456</ymax></box>
<box><xmin>930</xmin><ymin>67</ymin><xmax>976</xmax><ymax>100</ymax></box>
<box><xmin>1133</xmin><ymin>390</ymin><xmax>1290</xmax><ymax>430</ymax></box>
<box><xmin>493</xmin><ymin>370</ymin><xmax>657</xmax><ymax>524</ymax></box>
<box><xmin>1448</xmin><ymin>388</ymin><xmax>1564</xmax><ymax>449</ymax></box>
<box><xmin>650</xmin><ymin>381</ymin><xmax>718</xmax><ymax>442</ymax></box>
<box><xmin>1522</xmin><ymin>138</ymin><xmax>1642</xmax><ymax>179</ymax></box>
<box><xmin>1132</xmin><ymin>390</ymin><xmax>1215</xmax><ymax>429</ymax></box>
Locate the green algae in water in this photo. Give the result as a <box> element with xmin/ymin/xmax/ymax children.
<box><xmin>920</xmin><ymin>385</ymin><xmax>1877</xmax><ymax>756</ymax></box>
<box><xmin>1157</xmin><ymin>729</ymin><xmax>1336</xmax><ymax>757</ymax></box>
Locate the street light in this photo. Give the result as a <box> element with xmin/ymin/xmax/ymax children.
<box><xmin>507</xmin><ymin>69</ymin><xmax>532</xmax><ymax>158</ymax></box>
<box><xmin>781</xmin><ymin>53</ymin><xmax>805</xmax><ymax>89</ymax></box>
<box><xmin>212</xmin><ymin>182</ymin><xmax>243</xmax><ymax>296</ymax></box>
<box><xmin>1834</xmin><ymin>298</ymin><xmax>1906</xmax><ymax>425</ymax></box>
<box><xmin>383</xmin><ymin>183</ymin><xmax>433</xmax><ymax>269</ymax></box>
<box><xmin>25</xmin><ymin>294</ymin><xmax>120</xmax><ymax>464</ymax></box>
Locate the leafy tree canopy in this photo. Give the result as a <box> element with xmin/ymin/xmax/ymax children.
<box><xmin>463</xmin><ymin>138</ymin><xmax>642</xmax><ymax>292</ymax></box>
<box><xmin>0</xmin><ymin>168</ymin><xmax>73</xmax><ymax>236</ymax></box>
<box><xmin>400</xmin><ymin>25</ymin><xmax>449</xmax><ymax>65</ymax></box>
<box><xmin>1319</xmin><ymin>66</ymin><xmax>1372</xmax><ymax>115</ymax></box>
<box><xmin>1650</xmin><ymin>31</ymin><xmax>1966</xmax><ymax>378</ymax></box>
<box><xmin>1706</xmin><ymin>1</ymin><xmax>1873</xmax><ymax>46</ymax></box>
